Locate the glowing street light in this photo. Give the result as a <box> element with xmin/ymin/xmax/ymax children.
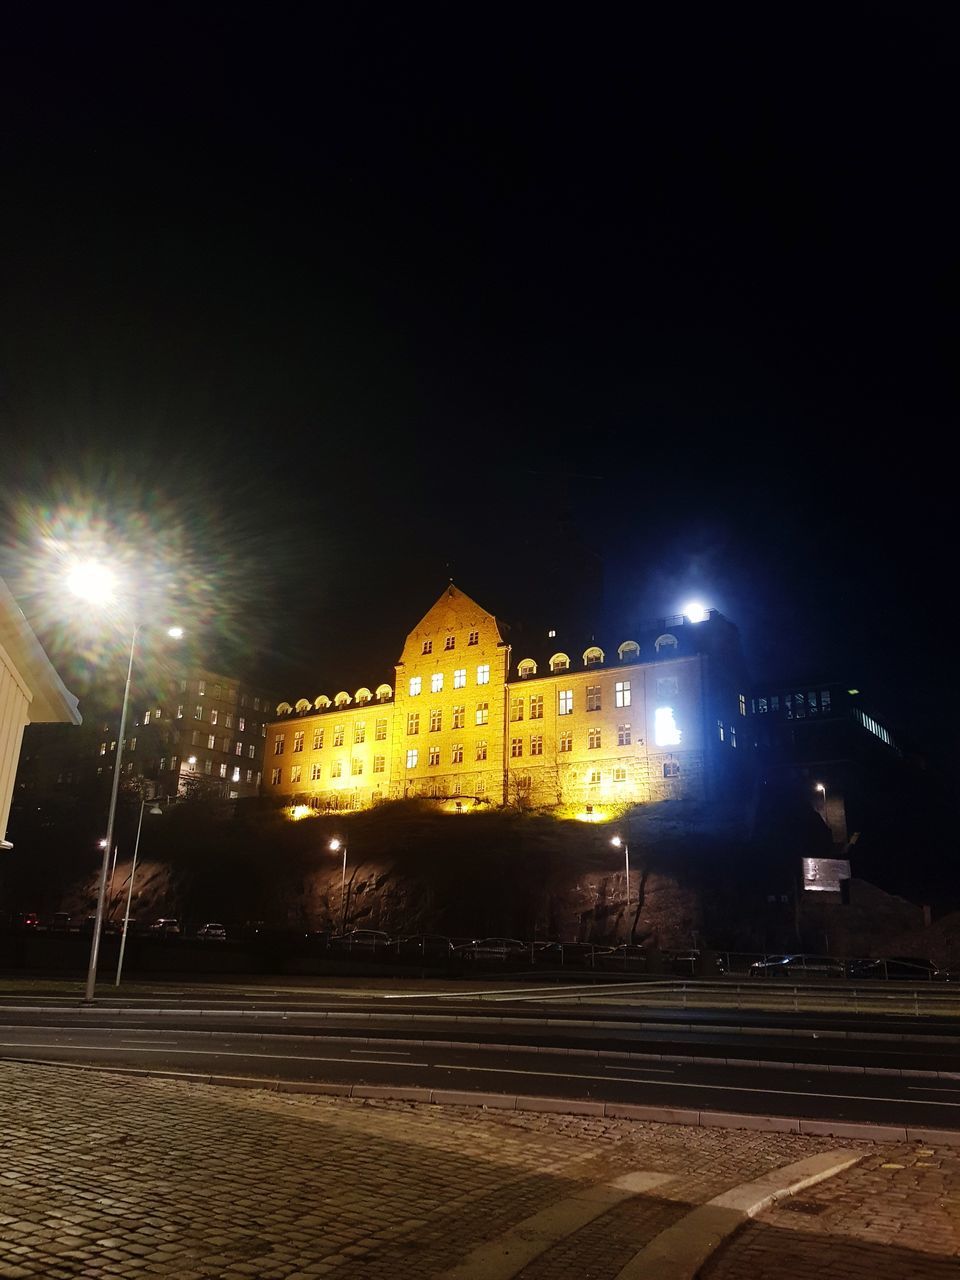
<box><xmin>329</xmin><ymin>837</ymin><xmax>348</xmax><ymax>932</ymax></box>
<box><xmin>611</xmin><ymin>835</ymin><xmax>630</xmax><ymax>909</ymax></box>
<box><xmin>66</xmin><ymin>558</ymin><xmax>183</xmax><ymax>1002</ymax></box>
<box><xmin>683</xmin><ymin>600</ymin><xmax>707</xmax><ymax>623</ymax></box>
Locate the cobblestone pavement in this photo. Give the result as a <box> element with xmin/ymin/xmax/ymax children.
<box><xmin>0</xmin><ymin>1061</ymin><xmax>958</xmax><ymax>1278</ymax></box>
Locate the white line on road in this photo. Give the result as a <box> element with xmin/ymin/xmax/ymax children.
<box><xmin>350</xmin><ymin>1048</ymin><xmax>411</xmax><ymax>1056</ymax></box>
<box><xmin>0</xmin><ymin>1042</ymin><xmax>426</xmax><ymax>1068</ymax></box>
<box><xmin>602</xmin><ymin>1064</ymin><xmax>675</xmax><ymax>1074</ymax></box>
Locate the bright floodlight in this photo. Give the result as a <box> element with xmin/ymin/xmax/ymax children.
<box><xmin>66</xmin><ymin>561</ymin><xmax>117</xmax><ymax>606</ymax></box>
<box><xmin>815</xmin><ymin>783</ymin><xmax>825</xmax><ymax>794</ymax></box>
<box><xmin>610</xmin><ymin>835</ymin><xmax>623</xmax><ymax>847</ymax></box>
<box><xmin>167</xmin><ymin>626</ymin><xmax>184</xmax><ymax>639</ymax></box>
<box><xmin>328</xmin><ymin>838</ymin><xmax>342</xmax><ymax>851</ymax></box>
<box><xmin>684</xmin><ymin>600</ymin><xmax>707</xmax><ymax>623</ymax></box>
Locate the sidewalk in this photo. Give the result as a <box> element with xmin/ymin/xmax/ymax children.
<box><xmin>0</xmin><ymin>1061</ymin><xmax>957</xmax><ymax>1277</ymax></box>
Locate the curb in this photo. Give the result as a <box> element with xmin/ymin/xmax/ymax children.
<box><xmin>10</xmin><ymin>1056</ymin><xmax>960</xmax><ymax>1147</ymax></box>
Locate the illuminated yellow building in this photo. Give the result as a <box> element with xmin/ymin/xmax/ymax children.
<box><xmin>266</xmin><ymin>584</ymin><xmax>750</xmax><ymax>812</ymax></box>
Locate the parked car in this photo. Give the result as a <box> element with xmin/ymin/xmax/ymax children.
<box><xmin>81</xmin><ymin>915</ymin><xmax>120</xmax><ymax>935</ymax></box>
<box><xmin>595</xmin><ymin>944</ymin><xmax>647</xmax><ymax>971</ymax></box>
<box><xmin>454</xmin><ymin>937</ymin><xmax>530</xmax><ymax>963</ymax></box>
<box><xmin>749</xmin><ymin>954</ymin><xmax>846</xmax><ymax>978</ymax></box>
<box><xmin>149</xmin><ymin>917</ymin><xmax>181</xmax><ymax>937</ymax></box>
<box><xmin>197</xmin><ymin>922</ymin><xmax>227</xmax><ymax>942</ymax></box>
<box><xmin>328</xmin><ymin>929</ymin><xmax>392</xmax><ymax>953</ymax></box>
<box><xmin>848</xmin><ymin>956</ymin><xmax>939</xmax><ymax>981</ymax></box>
<box><xmin>533</xmin><ymin>941</ymin><xmax>601</xmax><ymax>968</ymax></box>
<box><xmin>394</xmin><ymin>934</ymin><xmax>453</xmax><ymax>962</ymax></box>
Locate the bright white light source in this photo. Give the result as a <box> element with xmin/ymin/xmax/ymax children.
<box><xmin>654</xmin><ymin>706</ymin><xmax>682</xmax><ymax>747</ymax></box>
<box><xmin>684</xmin><ymin>601</ymin><xmax>707</xmax><ymax>623</ymax></box>
<box><xmin>66</xmin><ymin>561</ymin><xmax>117</xmax><ymax>606</ymax></box>
<box><xmin>328</xmin><ymin>838</ymin><xmax>342</xmax><ymax>851</ymax></box>
<box><xmin>610</xmin><ymin>835</ymin><xmax>623</xmax><ymax>847</ymax></box>
<box><xmin>167</xmin><ymin>626</ymin><xmax>184</xmax><ymax>639</ymax></box>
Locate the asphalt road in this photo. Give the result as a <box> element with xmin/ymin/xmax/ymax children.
<box><xmin>1</xmin><ymin>981</ymin><xmax>958</xmax><ymax>1129</ymax></box>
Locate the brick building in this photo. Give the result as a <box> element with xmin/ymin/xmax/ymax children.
<box><xmin>265</xmin><ymin>584</ymin><xmax>751</xmax><ymax>813</ymax></box>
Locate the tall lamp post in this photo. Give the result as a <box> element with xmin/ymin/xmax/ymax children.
<box><xmin>66</xmin><ymin>561</ymin><xmax>183</xmax><ymax>1001</ymax></box>
<box><xmin>115</xmin><ymin>795</ymin><xmax>164</xmax><ymax>986</ymax></box>
<box><xmin>329</xmin><ymin>838</ymin><xmax>347</xmax><ymax>932</ymax></box>
<box><xmin>611</xmin><ymin>835</ymin><xmax>630</xmax><ymax>908</ymax></box>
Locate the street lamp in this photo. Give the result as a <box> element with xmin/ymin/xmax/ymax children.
<box><xmin>611</xmin><ymin>835</ymin><xmax>630</xmax><ymax>907</ymax></box>
<box><xmin>329</xmin><ymin>838</ymin><xmax>347</xmax><ymax>932</ymax></box>
<box><xmin>67</xmin><ymin>563</ymin><xmax>182</xmax><ymax>1001</ymax></box>
<box><xmin>115</xmin><ymin>796</ymin><xmax>164</xmax><ymax>986</ymax></box>
<box><xmin>815</xmin><ymin>782</ymin><xmax>826</xmax><ymax>808</ymax></box>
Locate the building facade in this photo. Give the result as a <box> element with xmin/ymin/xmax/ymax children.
<box><xmin>266</xmin><ymin>585</ymin><xmax>751</xmax><ymax>813</ymax></box>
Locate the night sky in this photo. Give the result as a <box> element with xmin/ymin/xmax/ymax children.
<box><xmin>0</xmin><ymin>6</ymin><xmax>954</xmax><ymax>759</ymax></box>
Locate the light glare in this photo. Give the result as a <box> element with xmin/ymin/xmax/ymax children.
<box><xmin>684</xmin><ymin>600</ymin><xmax>707</xmax><ymax>623</ymax></box>
<box><xmin>167</xmin><ymin>626</ymin><xmax>185</xmax><ymax>639</ymax></box>
<box><xmin>67</xmin><ymin>561</ymin><xmax>117</xmax><ymax>606</ymax></box>
<box><xmin>654</xmin><ymin>706</ymin><xmax>682</xmax><ymax>747</ymax></box>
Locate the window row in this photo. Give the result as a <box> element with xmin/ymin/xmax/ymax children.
<box><xmin>751</xmin><ymin>689</ymin><xmax>832</xmax><ymax>717</ymax></box>
<box><xmin>272</xmin><ymin>755</ymin><xmax>389</xmax><ymax>785</ymax></box>
<box><xmin>409</xmin><ymin>665</ymin><xmax>489</xmax><ymax>695</ymax></box>
<box><xmin>421</xmin><ymin>630</ymin><xmax>480</xmax><ymax>655</ymax></box>
<box><xmin>406</xmin><ymin>703</ymin><xmax>489</xmax><ymax>733</ymax></box>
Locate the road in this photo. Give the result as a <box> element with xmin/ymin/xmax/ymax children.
<box><xmin>0</xmin><ymin>976</ymin><xmax>958</xmax><ymax>1130</ymax></box>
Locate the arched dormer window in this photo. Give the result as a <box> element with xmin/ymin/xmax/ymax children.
<box><xmin>654</xmin><ymin>633</ymin><xmax>679</xmax><ymax>655</ymax></box>
<box><xmin>517</xmin><ymin>658</ymin><xmax>537</xmax><ymax>679</ymax></box>
<box><xmin>375</xmin><ymin>683</ymin><xmax>393</xmax><ymax>702</ymax></box>
<box><xmin>314</xmin><ymin>695</ymin><xmax>331</xmax><ymax>711</ymax></box>
<box><xmin>295</xmin><ymin>698</ymin><xmax>312</xmax><ymax>714</ymax></box>
<box><xmin>276</xmin><ymin>701</ymin><xmax>293</xmax><ymax>716</ymax></box>
<box><xmin>334</xmin><ymin>691</ymin><xmax>352</xmax><ymax>707</ymax></box>
<box><xmin>583</xmin><ymin>646</ymin><xmax>604</xmax><ymax>667</ymax></box>
<box><xmin>549</xmin><ymin>653</ymin><xmax>570</xmax><ymax>673</ymax></box>
<box><xmin>618</xmin><ymin>640</ymin><xmax>640</xmax><ymax>662</ymax></box>
<box><xmin>354</xmin><ymin>687</ymin><xmax>372</xmax><ymax>705</ymax></box>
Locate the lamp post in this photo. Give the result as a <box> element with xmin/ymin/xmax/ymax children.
<box><xmin>115</xmin><ymin>795</ymin><xmax>164</xmax><ymax>986</ymax></box>
<box><xmin>611</xmin><ymin>835</ymin><xmax>630</xmax><ymax>907</ymax></box>
<box><xmin>329</xmin><ymin>838</ymin><xmax>347</xmax><ymax>932</ymax></box>
<box><xmin>67</xmin><ymin>562</ymin><xmax>182</xmax><ymax>1001</ymax></box>
<box><xmin>815</xmin><ymin>782</ymin><xmax>826</xmax><ymax>815</ymax></box>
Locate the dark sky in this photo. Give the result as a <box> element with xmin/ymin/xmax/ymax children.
<box><xmin>0</xmin><ymin>5</ymin><xmax>955</xmax><ymax>756</ymax></box>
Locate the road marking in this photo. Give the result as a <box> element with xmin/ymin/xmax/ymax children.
<box><xmin>908</xmin><ymin>1085</ymin><xmax>960</xmax><ymax>1094</ymax></box>
<box><xmin>350</xmin><ymin>1048</ymin><xmax>411</xmax><ymax>1056</ymax></box>
<box><xmin>433</xmin><ymin>1061</ymin><xmax>960</xmax><ymax>1107</ymax></box>
<box><xmin>603</xmin><ymin>1064</ymin><xmax>675</xmax><ymax>1074</ymax></box>
<box><xmin>0</xmin><ymin>1042</ymin><xmax>426</xmax><ymax>1068</ymax></box>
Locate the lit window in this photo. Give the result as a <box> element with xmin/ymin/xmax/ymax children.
<box><xmin>373</xmin><ymin>755</ymin><xmax>385</xmax><ymax>773</ymax></box>
<box><xmin>518</xmin><ymin>659</ymin><xmax>537</xmax><ymax>679</ymax></box>
<box><xmin>468</xmin><ymin>630</ymin><xmax>479</xmax><ymax>645</ymax></box>
<box><xmin>198</xmin><ymin>681</ymin><xmax>206</xmax><ymax>696</ymax></box>
<box><xmin>351</xmin><ymin>758</ymin><xmax>363</xmax><ymax>775</ymax></box>
<box><xmin>559</xmin><ymin>689</ymin><xmax>573</xmax><ymax>715</ymax></box>
<box><xmin>454</xmin><ymin>668</ymin><xmax>466</xmax><ymax>689</ymax></box>
<box><xmin>588</xmin><ymin>768</ymin><xmax>601</xmax><ymax>785</ymax></box>
<box><xmin>730</xmin><ymin>726</ymin><xmax>737</xmax><ymax>748</ymax></box>
<box><xmin>271</xmin><ymin>767</ymin><xmax>281</xmax><ymax>785</ymax></box>
<box><xmin>409</xmin><ymin>676</ymin><xmax>422</xmax><ymax>696</ymax></box>
<box><xmin>445</xmin><ymin>635</ymin><xmax>456</xmax><ymax>650</ymax></box>
<box><xmin>207</xmin><ymin>734</ymin><xmax>216</xmax><ymax>749</ymax></box>
<box><xmin>422</xmin><ymin>639</ymin><xmax>433</xmax><ymax>655</ymax></box>
<box><xmin>274</xmin><ymin>735</ymin><xmax>285</xmax><ymax>755</ymax></box>
<box><xmin>821</xmin><ymin>689</ymin><xmax>831</xmax><ymax>713</ymax></box>
<box><xmin>451</xmin><ymin>743</ymin><xmax>463</xmax><ymax>764</ymax></box>
<box><xmin>613</xmin><ymin>766</ymin><xmax>627</xmax><ymax>782</ymax></box>
<box><xmin>143</xmin><ymin>710</ymin><xmax>151</xmax><ymax>725</ymax></box>
<box><xmin>430</xmin><ymin>708</ymin><xmax>442</xmax><ymax>732</ymax></box>
<box><xmin>739</xmin><ymin>693</ymin><xmax>747</xmax><ymax>716</ymax></box>
<box><xmin>511</xmin><ymin>738</ymin><xmax>523</xmax><ymax>757</ymax></box>
<box><xmin>452</xmin><ymin>705</ymin><xmax>465</xmax><ymax>729</ymax></box>
<box><xmin>588</xmin><ymin>728</ymin><xmax>601</xmax><ymax>749</ymax></box>
<box><xmin>428</xmin><ymin>746</ymin><xmax>440</xmax><ymax>766</ymax></box>
<box><xmin>246</xmin><ymin>769</ymin><xmax>253</xmax><ymax>783</ymax></box>
<box><xmin>232</xmin><ymin>766</ymin><xmax>240</xmax><ymax>782</ymax></box>
<box><xmin>333</xmin><ymin>725</ymin><xmax>344</xmax><ymax>747</ymax></box>
<box><xmin>758</xmin><ymin>696</ymin><xmax>768</xmax><ymax>714</ymax></box>
<box><xmin>375</xmin><ymin>718</ymin><xmax>387</xmax><ymax>741</ymax></box>
<box><xmin>313</xmin><ymin>728</ymin><xmax>324</xmax><ymax>750</ymax></box>
<box><xmin>718</xmin><ymin>719</ymin><xmax>725</xmax><ymax>742</ymax></box>
<box><xmin>129</xmin><ymin>737</ymin><xmax>137</xmax><ymax>751</ymax></box>
<box><xmin>248</xmin><ymin>744</ymin><xmax>255</xmax><ymax>758</ymax></box>
<box><xmin>617</xmin><ymin>724</ymin><xmax>631</xmax><ymax>746</ymax></box>
<box><xmin>331</xmin><ymin>759</ymin><xmax>343</xmax><ymax>778</ymax></box>
<box><xmin>159</xmin><ymin>757</ymin><xmax>166</xmax><ymax>771</ymax></box>
<box><xmin>476</xmin><ymin>739</ymin><xmax>487</xmax><ymax>761</ymax></box>
<box><xmin>583</xmin><ymin>646</ymin><xmax>604</xmax><ymax>666</ymax></box>
<box><xmin>530</xmin><ymin>735</ymin><xmax>543</xmax><ymax>756</ymax></box>
<box><xmin>586</xmin><ymin>685</ymin><xmax>601</xmax><ymax>712</ymax></box>
<box><xmin>194</xmin><ymin>705</ymin><xmax>203</xmax><ymax>719</ymax></box>
<box><xmin>224</xmin><ymin>713</ymin><xmax>233</xmax><ymax>729</ymax></box>
<box><xmin>475</xmin><ymin>702</ymin><xmax>488</xmax><ymax>726</ymax></box>
<box><xmin>618</xmin><ymin>641</ymin><xmax>640</xmax><ymax>662</ymax></box>
<box><xmin>354</xmin><ymin>722</ymin><xmax>365</xmax><ymax>744</ymax></box>
<box><xmin>239</xmin><ymin>717</ymin><xmax>245</xmax><ymax>732</ymax></box>
<box><xmin>406</xmin><ymin>748</ymin><xmax>418</xmax><ymax>769</ymax></box>
<box><xmin>615</xmin><ymin>680</ymin><xmax>631</xmax><ymax>708</ymax></box>
<box><xmin>477</xmin><ymin>664</ymin><xmax>490</xmax><ymax>685</ymax></box>
<box><xmin>550</xmin><ymin>654</ymin><xmax>570</xmax><ymax>672</ymax></box>
<box><xmin>289</xmin><ymin>764</ymin><xmax>301</xmax><ymax>783</ymax></box>
<box><xmin>655</xmin><ymin>707</ymin><xmax>682</xmax><ymax>747</ymax></box>
<box><xmin>559</xmin><ymin>731</ymin><xmax>572</xmax><ymax>752</ymax></box>
<box><xmin>311</xmin><ymin>763</ymin><xmax>321</xmax><ymax>780</ymax></box>
<box><xmin>176</xmin><ymin>705</ymin><xmax>183</xmax><ymax>719</ymax></box>
<box><xmin>431</xmin><ymin>672</ymin><xmax>444</xmax><ymax>693</ymax></box>
<box><xmin>529</xmin><ymin>694</ymin><xmax>543</xmax><ymax>719</ymax></box>
<box><xmin>99</xmin><ymin>742</ymin><xmax>106</xmax><ymax>756</ymax></box>
<box><xmin>407</xmin><ymin>712</ymin><xmax>419</xmax><ymax>735</ymax></box>
<box><xmin>663</xmin><ymin>760</ymin><xmax>680</xmax><ymax>778</ymax></box>
<box><xmin>510</xmin><ymin>696</ymin><xmax>524</xmax><ymax>721</ymax></box>
<box><xmin>293</xmin><ymin>731</ymin><xmax>304</xmax><ymax>752</ymax></box>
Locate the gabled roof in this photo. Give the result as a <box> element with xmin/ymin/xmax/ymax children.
<box><xmin>0</xmin><ymin>577</ymin><xmax>82</xmax><ymax>724</ymax></box>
